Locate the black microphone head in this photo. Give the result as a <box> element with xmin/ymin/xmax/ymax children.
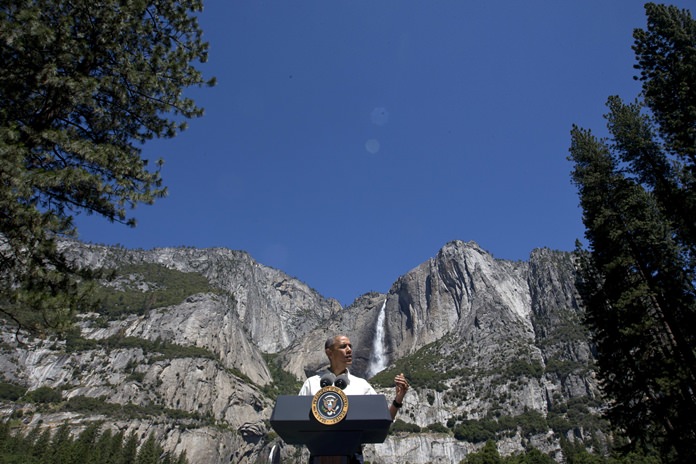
<box><xmin>334</xmin><ymin>373</ymin><xmax>349</xmax><ymax>390</ymax></box>
<box><xmin>320</xmin><ymin>372</ymin><xmax>336</xmax><ymax>388</ymax></box>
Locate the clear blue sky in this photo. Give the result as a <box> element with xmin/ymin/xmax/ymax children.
<box><xmin>75</xmin><ymin>1</ymin><xmax>694</xmax><ymax>306</ymax></box>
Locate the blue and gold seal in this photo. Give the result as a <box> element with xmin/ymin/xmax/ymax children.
<box><xmin>311</xmin><ymin>385</ymin><xmax>349</xmax><ymax>425</ymax></box>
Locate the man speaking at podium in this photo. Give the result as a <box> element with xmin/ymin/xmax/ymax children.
<box><xmin>298</xmin><ymin>334</ymin><xmax>410</xmax><ymax>463</ymax></box>
<box><xmin>299</xmin><ymin>334</ymin><xmax>410</xmax><ymax>421</ymax></box>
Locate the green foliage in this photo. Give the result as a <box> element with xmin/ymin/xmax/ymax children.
<box><xmin>135</xmin><ymin>433</ymin><xmax>162</xmax><ymax>464</ymax></box>
<box><xmin>107</xmin><ymin>336</ymin><xmax>217</xmax><ymax>361</ymax></box>
<box><xmin>0</xmin><ymin>382</ymin><xmax>26</xmax><ymax>400</ymax></box>
<box><xmin>0</xmin><ymin>0</ymin><xmax>214</xmax><ymax>331</ymax></box>
<box><xmin>504</xmin><ymin>360</ymin><xmax>544</xmax><ymax>379</ymax></box>
<box><xmin>634</xmin><ymin>4</ymin><xmax>696</xmax><ymax>164</ymax></box>
<box><xmin>544</xmin><ymin>358</ymin><xmax>586</xmax><ymax>379</ymax></box>
<box><xmin>123</xmin><ymin>432</ymin><xmax>139</xmax><ymax>464</ymax></box>
<box><xmin>389</xmin><ymin>418</ymin><xmax>421</xmax><ymax>434</ymax></box>
<box><xmin>24</xmin><ymin>385</ymin><xmax>62</xmax><ymax>404</ymax></box>
<box><xmin>448</xmin><ymin>407</ymin><xmax>605</xmax><ymax>444</ymax></box>
<box><xmin>63</xmin><ymin>327</ymin><xmax>99</xmax><ymax>352</ymax></box>
<box><xmin>560</xmin><ymin>438</ymin><xmax>605</xmax><ymax>464</ymax></box>
<box><xmin>463</xmin><ymin>440</ymin><xmax>502</xmax><ymax>464</ymax></box>
<box><xmin>558</xmin><ymin>435</ymin><xmax>664</xmax><ymax>464</ymax></box>
<box><xmin>72</xmin><ymin>423</ymin><xmax>100</xmax><ymax>464</ymax></box>
<box><xmin>426</xmin><ymin>391</ymin><xmax>435</xmax><ymax>405</ymax></box>
<box><xmin>426</xmin><ymin>422</ymin><xmax>450</xmax><ymax>434</ymax></box>
<box><xmin>64</xmin><ymin>333</ymin><xmax>217</xmax><ymax>362</ymax></box>
<box><xmin>536</xmin><ymin>311</ymin><xmax>589</xmax><ymax>348</ymax></box>
<box><xmin>0</xmin><ymin>421</ymin><xmax>187</xmax><ymax>464</ymax></box>
<box><xmin>92</xmin><ymin>263</ymin><xmax>219</xmax><ymax>317</ymax></box>
<box><xmin>61</xmin><ymin>395</ymin><xmax>209</xmax><ymax>424</ymax></box>
<box><xmin>260</xmin><ymin>353</ymin><xmax>302</xmax><ymax>399</ymax></box>
<box><xmin>453</xmin><ymin>419</ymin><xmax>497</xmax><ymax>443</ymax></box>
<box><xmin>370</xmin><ymin>340</ymin><xmax>463</xmax><ymax>391</ymax></box>
<box><xmin>512</xmin><ymin>448</ymin><xmax>556</xmax><ymax>464</ymax></box>
<box><xmin>568</xmin><ymin>4</ymin><xmax>696</xmax><ymax>462</ymax></box>
<box><xmin>128</xmin><ymin>371</ymin><xmax>146</xmax><ymax>383</ymax></box>
<box><xmin>460</xmin><ymin>442</ymin><xmax>604</xmax><ymax>464</ymax></box>
<box><xmin>515</xmin><ymin>409</ymin><xmax>548</xmax><ymax>437</ymax></box>
<box><xmin>546</xmin><ymin>410</ymin><xmax>573</xmax><ymax>435</ymax></box>
<box><xmin>607</xmin><ymin>451</ymin><xmax>663</xmax><ymax>464</ymax></box>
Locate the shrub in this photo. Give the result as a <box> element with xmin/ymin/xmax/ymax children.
<box><xmin>389</xmin><ymin>419</ymin><xmax>421</xmax><ymax>434</ymax></box>
<box><xmin>92</xmin><ymin>263</ymin><xmax>221</xmax><ymax>318</ymax></box>
<box><xmin>261</xmin><ymin>353</ymin><xmax>302</xmax><ymax>399</ymax></box>
<box><xmin>426</xmin><ymin>422</ymin><xmax>450</xmax><ymax>434</ymax></box>
<box><xmin>505</xmin><ymin>360</ymin><xmax>544</xmax><ymax>379</ymax></box>
<box><xmin>24</xmin><ymin>386</ymin><xmax>62</xmax><ymax>404</ymax></box>
<box><xmin>0</xmin><ymin>382</ymin><xmax>26</xmax><ymax>401</ymax></box>
<box><xmin>545</xmin><ymin>358</ymin><xmax>585</xmax><ymax>378</ymax></box>
<box><xmin>517</xmin><ymin>409</ymin><xmax>548</xmax><ymax>437</ymax></box>
<box><xmin>453</xmin><ymin>420</ymin><xmax>496</xmax><ymax>443</ymax></box>
<box><xmin>370</xmin><ymin>341</ymin><xmax>450</xmax><ymax>391</ymax></box>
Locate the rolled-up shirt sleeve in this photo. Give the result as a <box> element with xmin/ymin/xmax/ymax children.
<box><xmin>298</xmin><ymin>379</ymin><xmax>312</xmax><ymax>396</ymax></box>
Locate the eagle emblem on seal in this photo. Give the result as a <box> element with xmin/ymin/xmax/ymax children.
<box><xmin>311</xmin><ymin>385</ymin><xmax>349</xmax><ymax>425</ymax></box>
<box><xmin>321</xmin><ymin>393</ymin><xmax>340</xmax><ymax>415</ymax></box>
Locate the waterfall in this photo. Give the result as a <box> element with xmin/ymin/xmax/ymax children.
<box><xmin>367</xmin><ymin>299</ymin><xmax>388</xmax><ymax>377</ymax></box>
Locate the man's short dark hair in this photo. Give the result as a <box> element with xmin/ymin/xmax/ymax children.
<box><xmin>324</xmin><ymin>336</ymin><xmax>335</xmax><ymax>350</ymax></box>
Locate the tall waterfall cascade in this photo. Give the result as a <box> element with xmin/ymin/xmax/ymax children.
<box><xmin>367</xmin><ymin>300</ymin><xmax>388</xmax><ymax>377</ymax></box>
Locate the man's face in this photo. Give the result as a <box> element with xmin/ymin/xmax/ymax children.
<box><xmin>326</xmin><ymin>336</ymin><xmax>353</xmax><ymax>371</ymax></box>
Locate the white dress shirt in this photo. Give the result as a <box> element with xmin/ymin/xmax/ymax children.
<box><xmin>298</xmin><ymin>369</ymin><xmax>377</xmax><ymax>396</ymax></box>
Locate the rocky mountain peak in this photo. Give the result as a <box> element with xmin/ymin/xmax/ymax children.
<box><xmin>1</xmin><ymin>239</ymin><xmax>602</xmax><ymax>464</ymax></box>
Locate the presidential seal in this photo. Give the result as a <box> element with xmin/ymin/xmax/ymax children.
<box><xmin>311</xmin><ymin>385</ymin><xmax>349</xmax><ymax>425</ymax></box>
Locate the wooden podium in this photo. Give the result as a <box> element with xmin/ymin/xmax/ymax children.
<box><xmin>270</xmin><ymin>394</ymin><xmax>392</xmax><ymax>463</ymax></box>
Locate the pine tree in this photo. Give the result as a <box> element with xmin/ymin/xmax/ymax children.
<box><xmin>33</xmin><ymin>428</ymin><xmax>53</xmax><ymax>464</ymax></box>
<box><xmin>568</xmin><ymin>4</ymin><xmax>696</xmax><ymax>463</ymax></box>
<box><xmin>518</xmin><ymin>448</ymin><xmax>555</xmax><ymax>464</ymax></box>
<box><xmin>135</xmin><ymin>433</ymin><xmax>162</xmax><ymax>464</ymax></box>
<box><xmin>95</xmin><ymin>428</ymin><xmax>116</xmax><ymax>464</ymax></box>
<box><xmin>51</xmin><ymin>422</ymin><xmax>76</xmax><ymax>464</ymax></box>
<box><xmin>464</xmin><ymin>440</ymin><xmax>503</xmax><ymax>464</ymax></box>
<box><xmin>0</xmin><ymin>423</ymin><xmax>23</xmax><ymax>459</ymax></box>
<box><xmin>634</xmin><ymin>3</ymin><xmax>696</xmax><ymax>165</ymax></box>
<box><xmin>122</xmin><ymin>432</ymin><xmax>139</xmax><ymax>464</ymax></box>
<box><xmin>107</xmin><ymin>429</ymin><xmax>127</xmax><ymax>464</ymax></box>
<box><xmin>0</xmin><ymin>0</ymin><xmax>213</xmax><ymax>331</ymax></box>
<box><xmin>73</xmin><ymin>422</ymin><xmax>101</xmax><ymax>463</ymax></box>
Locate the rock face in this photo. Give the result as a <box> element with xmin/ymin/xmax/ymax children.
<box><xmin>0</xmin><ymin>240</ymin><xmax>602</xmax><ymax>463</ymax></box>
<box><xmin>61</xmin><ymin>242</ymin><xmax>343</xmax><ymax>354</ymax></box>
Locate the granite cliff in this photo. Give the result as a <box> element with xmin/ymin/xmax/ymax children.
<box><xmin>0</xmin><ymin>240</ymin><xmax>603</xmax><ymax>463</ymax></box>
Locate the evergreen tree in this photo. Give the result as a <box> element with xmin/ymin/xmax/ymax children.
<box><xmin>51</xmin><ymin>422</ymin><xmax>75</xmax><ymax>464</ymax></box>
<box><xmin>0</xmin><ymin>420</ymin><xmax>8</xmax><ymax>445</ymax></box>
<box><xmin>73</xmin><ymin>422</ymin><xmax>101</xmax><ymax>463</ymax></box>
<box><xmin>95</xmin><ymin>428</ymin><xmax>116</xmax><ymax>464</ymax></box>
<box><xmin>110</xmin><ymin>430</ymin><xmax>127</xmax><ymax>464</ymax></box>
<box><xmin>33</xmin><ymin>428</ymin><xmax>53</xmax><ymax>464</ymax></box>
<box><xmin>568</xmin><ymin>3</ymin><xmax>696</xmax><ymax>463</ymax></box>
<box><xmin>517</xmin><ymin>448</ymin><xmax>556</xmax><ymax>464</ymax></box>
<box><xmin>0</xmin><ymin>0</ymin><xmax>213</xmax><ymax>331</ymax></box>
<box><xmin>23</xmin><ymin>425</ymin><xmax>41</xmax><ymax>448</ymax></box>
<box><xmin>122</xmin><ymin>431</ymin><xmax>139</xmax><ymax>464</ymax></box>
<box><xmin>0</xmin><ymin>424</ymin><xmax>185</xmax><ymax>464</ymax></box>
<box><xmin>464</xmin><ymin>440</ymin><xmax>503</xmax><ymax>464</ymax></box>
<box><xmin>634</xmin><ymin>3</ymin><xmax>696</xmax><ymax>165</ymax></box>
<box><xmin>0</xmin><ymin>421</ymin><xmax>21</xmax><ymax>458</ymax></box>
<box><xmin>135</xmin><ymin>433</ymin><xmax>163</xmax><ymax>464</ymax></box>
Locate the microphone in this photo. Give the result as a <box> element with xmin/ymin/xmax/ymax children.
<box><xmin>334</xmin><ymin>374</ymin><xmax>349</xmax><ymax>390</ymax></box>
<box><xmin>320</xmin><ymin>372</ymin><xmax>336</xmax><ymax>388</ymax></box>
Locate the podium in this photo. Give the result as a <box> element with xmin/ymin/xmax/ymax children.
<box><xmin>270</xmin><ymin>394</ymin><xmax>392</xmax><ymax>462</ymax></box>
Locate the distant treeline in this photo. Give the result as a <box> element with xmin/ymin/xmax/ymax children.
<box><xmin>0</xmin><ymin>421</ymin><xmax>187</xmax><ymax>464</ymax></box>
